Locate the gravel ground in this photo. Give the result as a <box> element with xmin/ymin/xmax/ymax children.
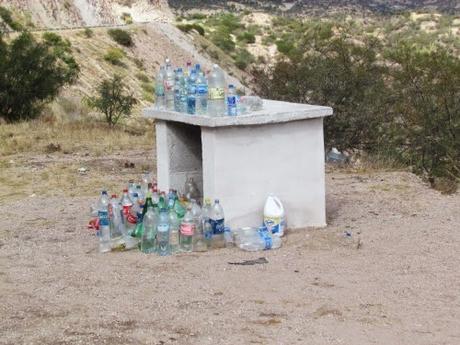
<box><xmin>0</xmin><ymin>170</ymin><xmax>459</xmax><ymax>345</ymax></box>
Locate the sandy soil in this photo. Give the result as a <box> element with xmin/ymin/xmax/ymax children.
<box><xmin>1</xmin><ymin>159</ymin><xmax>459</xmax><ymax>344</ymax></box>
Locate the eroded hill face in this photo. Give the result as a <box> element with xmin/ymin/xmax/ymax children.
<box><xmin>0</xmin><ymin>0</ymin><xmax>172</xmax><ymax>28</ymax></box>
<box><xmin>168</xmin><ymin>0</ymin><xmax>460</xmax><ymax>14</ymax></box>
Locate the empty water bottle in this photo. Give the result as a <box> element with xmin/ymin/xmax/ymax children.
<box><xmin>96</xmin><ymin>190</ymin><xmax>110</xmax><ymax>238</ymax></box>
<box><xmin>168</xmin><ymin>201</ymin><xmax>180</xmax><ymax>253</ymax></box>
<box><xmin>155</xmin><ymin>66</ymin><xmax>166</xmax><ymax>109</ymax></box>
<box><xmin>196</xmin><ymin>70</ymin><xmax>208</xmax><ymax>115</ymax></box>
<box><xmin>187</xmin><ymin>69</ymin><xmax>197</xmax><ymax>114</ymax></box>
<box><xmin>227</xmin><ymin>84</ymin><xmax>237</xmax><ymax>116</ymax></box>
<box><xmin>141</xmin><ymin>204</ymin><xmax>157</xmax><ymax>254</ymax></box>
<box><xmin>164</xmin><ymin>59</ymin><xmax>175</xmax><ymax>110</ymax></box>
<box><xmin>180</xmin><ymin>205</ymin><xmax>195</xmax><ymax>252</ymax></box>
<box><xmin>98</xmin><ymin>191</ymin><xmax>111</xmax><ymax>253</ymax></box>
<box><xmin>235</xmin><ymin>226</ymin><xmax>282</xmax><ymax>252</ymax></box>
<box><xmin>157</xmin><ymin>208</ymin><xmax>171</xmax><ymax>256</ymax></box>
<box><xmin>208</xmin><ymin>64</ymin><xmax>226</xmax><ymax>116</ymax></box>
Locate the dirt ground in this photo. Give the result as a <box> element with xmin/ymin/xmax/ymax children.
<box><xmin>0</xmin><ymin>151</ymin><xmax>459</xmax><ymax>345</ymax></box>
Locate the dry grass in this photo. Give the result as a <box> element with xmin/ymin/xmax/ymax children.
<box><xmin>0</xmin><ymin>118</ymin><xmax>155</xmax><ymax>202</ymax></box>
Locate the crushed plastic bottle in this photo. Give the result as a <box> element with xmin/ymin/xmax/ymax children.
<box><xmin>235</xmin><ymin>226</ymin><xmax>282</xmax><ymax>252</ymax></box>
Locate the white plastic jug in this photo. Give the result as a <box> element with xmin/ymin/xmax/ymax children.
<box><xmin>263</xmin><ymin>194</ymin><xmax>286</xmax><ymax>237</ymax></box>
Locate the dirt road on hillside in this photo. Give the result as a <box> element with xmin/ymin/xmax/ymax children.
<box><xmin>0</xmin><ymin>166</ymin><xmax>459</xmax><ymax>345</ymax></box>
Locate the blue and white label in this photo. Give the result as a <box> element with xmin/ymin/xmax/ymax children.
<box><xmin>98</xmin><ymin>210</ymin><xmax>109</xmax><ymax>227</ymax></box>
<box><xmin>157</xmin><ymin>224</ymin><xmax>169</xmax><ymax>233</ymax></box>
<box><xmin>211</xmin><ymin>218</ymin><xmax>225</xmax><ymax>235</ymax></box>
<box><xmin>196</xmin><ymin>85</ymin><xmax>208</xmax><ymax>95</ymax></box>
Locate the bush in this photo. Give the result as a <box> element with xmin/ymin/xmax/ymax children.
<box><xmin>104</xmin><ymin>47</ymin><xmax>125</xmax><ymax>65</ymax></box>
<box><xmin>176</xmin><ymin>23</ymin><xmax>205</xmax><ymax>36</ymax></box>
<box><xmin>209</xmin><ymin>28</ymin><xmax>235</xmax><ymax>52</ymax></box>
<box><xmin>136</xmin><ymin>72</ymin><xmax>150</xmax><ymax>83</ymax></box>
<box><xmin>0</xmin><ymin>26</ymin><xmax>79</xmax><ymax>122</ymax></box>
<box><xmin>188</xmin><ymin>13</ymin><xmax>207</xmax><ymax>20</ymax></box>
<box><xmin>83</xmin><ymin>28</ymin><xmax>93</xmax><ymax>38</ymax></box>
<box><xmin>108</xmin><ymin>29</ymin><xmax>133</xmax><ymax>47</ymax></box>
<box><xmin>234</xmin><ymin>48</ymin><xmax>255</xmax><ymax>70</ymax></box>
<box><xmin>237</xmin><ymin>31</ymin><xmax>256</xmax><ymax>44</ymax></box>
<box><xmin>86</xmin><ymin>75</ymin><xmax>137</xmax><ymax>126</ymax></box>
<box><xmin>121</xmin><ymin>12</ymin><xmax>133</xmax><ymax>25</ymax></box>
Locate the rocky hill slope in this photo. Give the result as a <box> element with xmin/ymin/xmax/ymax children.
<box><xmin>0</xmin><ymin>0</ymin><xmax>172</xmax><ymax>29</ymax></box>
<box><xmin>169</xmin><ymin>0</ymin><xmax>460</xmax><ymax>14</ymax></box>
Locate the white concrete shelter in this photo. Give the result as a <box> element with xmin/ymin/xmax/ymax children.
<box><xmin>144</xmin><ymin>100</ymin><xmax>333</xmax><ymax>229</ymax></box>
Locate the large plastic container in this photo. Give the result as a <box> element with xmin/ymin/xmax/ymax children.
<box><xmin>263</xmin><ymin>194</ymin><xmax>286</xmax><ymax>237</ymax></box>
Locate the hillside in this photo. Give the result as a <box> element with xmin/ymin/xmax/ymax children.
<box><xmin>0</xmin><ymin>0</ymin><xmax>172</xmax><ymax>28</ymax></box>
<box><xmin>169</xmin><ymin>0</ymin><xmax>460</xmax><ymax>14</ymax></box>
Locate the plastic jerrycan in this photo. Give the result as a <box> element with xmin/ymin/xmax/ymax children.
<box><xmin>263</xmin><ymin>194</ymin><xmax>286</xmax><ymax>237</ymax></box>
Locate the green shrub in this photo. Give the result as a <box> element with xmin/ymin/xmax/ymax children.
<box><xmin>136</xmin><ymin>72</ymin><xmax>150</xmax><ymax>83</ymax></box>
<box><xmin>86</xmin><ymin>75</ymin><xmax>137</xmax><ymax>126</ymax></box>
<box><xmin>108</xmin><ymin>29</ymin><xmax>133</xmax><ymax>47</ymax></box>
<box><xmin>234</xmin><ymin>48</ymin><xmax>255</xmax><ymax>70</ymax></box>
<box><xmin>237</xmin><ymin>31</ymin><xmax>256</xmax><ymax>44</ymax></box>
<box><xmin>209</xmin><ymin>28</ymin><xmax>235</xmax><ymax>52</ymax></box>
<box><xmin>188</xmin><ymin>13</ymin><xmax>207</xmax><ymax>20</ymax></box>
<box><xmin>176</xmin><ymin>23</ymin><xmax>205</xmax><ymax>36</ymax></box>
<box><xmin>104</xmin><ymin>47</ymin><xmax>125</xmax><ymax>65</ymax></box>
<box><xmin>83</xmin><ymin>27</ymin><xmax>93</xmax><ymax>38</ymax></box>
<box><xmin>0</xmin><ymin>29</ymin><xmax>79</xmax><ymax>122</ymax></box>
<box><xmin>121</xmin><ymin>12</ymin><xmax>133</xmax><ymax>25</ymax></box>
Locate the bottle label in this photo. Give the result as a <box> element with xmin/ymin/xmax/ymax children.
<box><xmin>211</xmin><ymin>218</ymin><xmax>225</xmax><ymax>234</ymax></box>
<box><xmin>164</xmin><ymin>80</ymin><xmax>174</xmax><ymax>91</ymax></box>
<box><xmin>258</xmin><ymin>229</ymin><xmax>273</xmax><ymax>250</ymax></box>
<box><xmin>264</xmin><ymin>216</ymin><xmax>283</xmax><ymax>234</ymax></box>
<box><xmin>208</xmin><ymin>87</ymin><xmax>224</xmax><ymax>100</ymax></box>
<box><xmin>156</xmin><ymin>85</ymin><xmax>165</xmax><ymax>97</ymax></box>
<box><xmin>98</xmin><ymin>210</ymin><xmax>109</xmax><ymax>227</ymax></box>
<box><xmin>197</xmin><ymin>85</ymin><xmax>208</xmax><ymax>95</ymax></box>
<box><xmin>227</xmin><ymin>96</ymin><xmax>237</xmax><ymax>106</ymax></box>
<box><xmin>180</xmin><ymin>223</ymin><xmax>195</xmax><ymax>236</ymax></box>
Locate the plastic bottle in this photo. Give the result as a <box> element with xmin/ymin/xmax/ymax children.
<box><xmin>97</xmin><ymin>191</ymin><xmax>111</xmax><ymax>253</ymax></box>
<box><xmin>155</xmin><ymin>66</ymin><xmax>166</xmax><ymax>109</ymax></box>
<box><xmin>187</xmin><ymin>69</ymin><xmax>197</xmax><ymax>114</ymax></box>
<box><xmin>196</xmin><ymin>71</ymin><xmax>208</xmax><ymax>115</ymax></box>
<box><xmin>237</xmin><ymin>226</ymin><xmax>282</xmax><ymax>252</ymax></box>
<box><xmin>136</xmin><ymin>185</ymin><xmax>145</xmax><ymax>206</ymax></box>
<box><xmin>210</xmin><ymin>199</ymin><xmax>225</xmax><ymax>235</ymax></box>
<box><xmin>164</xmin><ymin>59</ymin><xmax>175</xmax><ymax>110</ymax></box>
<box><xmin>96</xmin><ymin>190</ymin><xmax>110</xmax><ymax>238</ymax></box>
<box><xmin>180</xmin><ymin>205</ymin><xmax>195</xmax><ymax>252</ymax></box>
<box><xmin>227</xmin><ymin>84</ymin><xmax>237</xmax><ymax>116</ymax></box>
<box><xmin>184</xmin><ymin>177</ymin><xmax>201</xmax><ymax>202</ymax></box>
<box><xmin>185</xmin><ymin>60</ymin><xmax>193</xmax><ymax>77</ymax></box>
<box><xmin>208</xmin><ymin>64</ymin><xmax>226</xmax><ymax>116</ymax></box>
<box><xmin>168</xmin><ymin>201</ymin><xmax>180</xmax><ymax>253</ymax></box>
<box><xmin>224</xmin><ymin>227</ymin><xmax>234</xmax><ymax>248</ymax></box>
<box><xmin>132</xmin><ymin>204</ymin><xmax>145</xmax><ymax>239</ymax></box>
<box><xmin>157</xmin><ymin>208</ymin><xmax>171</xmax><ymax>256</ymax></box>
<box><xmin>191</xmin><ymin>200</ymin><xmax>206</xmax><ymax>252</ymax></box>
<box><xmin>109</xmin><ymin>194</ymin><xmax>124</xmax><ymax>249</ymax></box>
<box><xmin>141</xmin><ymin>204</ymin><xmax>157</xmax><ymax>254</ymax></box>
<box><xmin>121</xmin><ymin>189</ymin><xmax>136</xmax><ymax>235</ymax></box>
<box><xmin>263</xmin><ymin>194</ymin><xmax>286</xmax><ymax>237</ymax></box>
<box><xmin>174</xmin><ymin>68</ymin><xmax>185</xmax><ymax>112</ymax></box>
<box><xmin>201</xmin><ymin>198</ymin><xmax>213</xmax><ymax>246</ymax></box>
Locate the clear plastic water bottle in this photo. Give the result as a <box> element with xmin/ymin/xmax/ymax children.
<box><xmin>109</xmin><ymin>194</ymin><xmax>125</xmax><ymax>249</ymax></box>
<box><xmin>196</xmin><ymin>71</ymin><xmax>208</xmax><ymax>115</ymax></box>
<box><xmin>168</xmin><ymin>201</ymin><xmax>180</xmax><ymax>253</ymax></box>
<box><xmin>227</xmin><ymin>84</ymin><xmax>237</xmax><ymax>116</ymax></box>
<box><xmin>174</xmin><ymin>68</ymin><xmax>185</xmax><ymax>112</ymax></box>
<box><xmin>210</xmin><ymin>199</ymin><xmax>225</xmax><ymax>235</ymax></box>
<box><xmin>164</xmin><ymin>59</ymin><xmax>175</xmax><ymax>110</ymax></box>
<box><xmin>97</xmin><ymin>191</ymin><xmax>111</xmax><ymax>252</ymax></box>
<box><xmin>184</xmin><ymin>177</ymin><xmax>201</xmax><ymax>202</ymax></box>
<box><xmin>155</xmin><ymin>66</ymin><xmax>166</xmax><ymax>109</ymax></box>
<box><xmin>201</xmin><ymin>198</ymin><xmax>213</xmax><ymax>246</ymax></box>
<box><xmin>236</xmin><ymin>226</ymin><xmax>282</xmax><ymax>251</ymax></box>
<box><xmin>97</xmin><ymin>190</ymin><xmax>110</xmax><ymax>237</ymax></box>
<box><xmin>141</xmin><ymin>205</ymin><xmax>157</xmax><ymax>254</ymax></box>
<box><xmin>180</xmin><ymin>205</ymin><xmax>195</xmax><ymax>252</ymax></box>
<box><xmin>208</xmin><ymin>64</ymin><xmax>226</xmax><ymax>116</ymax></box>
<box><xmin>224</xmin><ymin>227</ymin><xmax>234</xmax><ymax>248</ymax></box>
<box><xmin>190</xmin><ymin>200</ymin><xmax>206</xmax><ymax>252</ymax></box>
<box><xmin>136</xmin><ymin>185</ymin><xmax>144</xmax><ymax>206</ymax></box>
<box><xmin>157</xmin><ymin>208</ymin><xmax>170</xmax><ymax>256</ymax></box>
<box><xmin>187</xmin><ymin>69</ymin><xmax>197</xmax><ymax>114</ymax></box>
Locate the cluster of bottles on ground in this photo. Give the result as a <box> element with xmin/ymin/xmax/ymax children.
<box><xmin>92</xmin><ymin>173</ymin><xmax>283</xmax><ymax>255</ymax></box>
<box><xmin>155</xmin><ymin>59</ymin><xmax>262</xmax><ymax>116</ymax></box>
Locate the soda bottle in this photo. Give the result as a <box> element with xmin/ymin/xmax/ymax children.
<box><xmin>96</xmin><ymin>190</ymin><xmax>110</xmax><ymax>238</ymax></box>
<box><xmin>141</xmin><ymin>203</ymin><xmax>157</xmax><ymax>254</ymax></box>
<box><xmin>227</xmin><ymin>84</ymin><xmax>237</xmax><ymax>116</ymax></box>
<box><xmin>180</xmin><ymin>205</ymin><xmax>195</xmax><ymax>252</ymax></box>
<box><xmin>157</xmin><ymin>208</ymin><xmax>171</xmax><ymax>256</ymax></box>
<box><xmin>196</xmin><ymin>71</ymin><xmax>208</xmax><ymax>115</ymax></box>
<box><xmin>97</xmin><ymin>191</ymin><xmax>111</xmax><ymax>253</ymax></box>
<box><xmin>208</xmin><ymin>64</ymin><xmax>226</xmax><ymax>116</ymax></box>
<box><xmin>132</xmin><ymin>204</ymin><xmax>144</xmax><ymax>239</ymax></box>
<box><xmin>164</xmin><ymin>58</ymin><xmax>175</xmax><ymax>110</ymax></box>
<box><xmin>155</xmin><ymin>66</ymin><xmax>166</xmax><ymax>109</ymax></box>
<box><xmin>187</xmin><ymin>69</ymin><xmax>197</xmax><ymax>115</ymax></box>
<box><xmin>168</xmin><ymin>201</ymin><xmax>180</xmax><ymax>253</ymax></box>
